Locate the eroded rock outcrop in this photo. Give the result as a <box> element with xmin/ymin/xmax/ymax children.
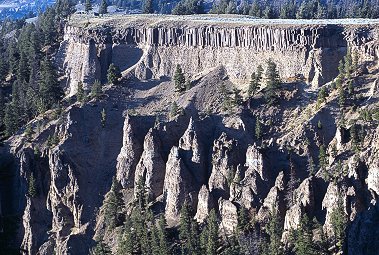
<box><xmin>134</xmin><ymin>128</ymin><xmax>165</xmax><ymax>199</ymax></box>
<box><xmin>163</xmin><ymin>146</ymin><xmax>195</xmax><ymax>225</ymax></box>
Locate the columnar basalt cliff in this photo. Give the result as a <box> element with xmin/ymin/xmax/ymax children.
<box><xmin>60</xmin><ymin>16</ymin><xmax>379</xmax><ymax>96</ymax></box>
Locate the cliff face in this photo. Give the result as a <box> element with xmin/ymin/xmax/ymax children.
<box><xmin>59</xmin><ymin>16</ymin><xmax>379</xmax><ymax>96</ymax></box>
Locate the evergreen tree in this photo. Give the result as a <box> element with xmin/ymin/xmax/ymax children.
<box><xmin>143</xmin><ymin>0</ymin><xmax>154</xmax><ymax>13</ymax></box>
<box><xmin>344</xmin><ymin>50</ymin><xmax>352</xmax><ymax>80</ymax></box>
<box><xmin>91</xmin><ymin>239</ymin><xmax>111</xmax><ymax>255</ymax></box>
<box><xmin>107</xmin><ymin>63</ymin><xmax>121</xmax><ymax>84</ymax></box>
<box><xmin>157</xmin><ymin>215</ymin><xmax>170</xmax><ymax>255</ymax></box>
<box><xmin>285</xmin><ymin>154</ymin><xmax>299</xmax><ymax>208</ymax></box>
<box><xmin>118</xmin><ymin>217</ymin><xmax>135</xmax><ymax>254</ymax></box>
<box><xmin>337</xmin><ymin>80</ymin><xmax>345</xmax><ymax>108</ymax></box>
<box><xmin>4</xmin><ymin>102</ymin><xmax>20</xmax><ymax>136</ymax></box>
<box><xmin>77</xmin><ymin>81</ymin><xmax>86</xmax><ymax>103</ymax></box>
<box><xmin>85</xmin><ymin>0</ymin><xmax>93</xmax><ymax>13</ymax></box>
<box><xmin>330</xmin><ymin>196</ymin><xmax>348</xmax><ymax>253</ymax></box>
<box><xmin>319</xmin><ymin>144</ymin><xmax>328</xmax><ymax>179</ymax></box>
<box><xmin>248</xmin><ymin>72</ymin><xmax>260</xmax><ymax>97</ymax></box>
<box><xmin>225</xmin><ymin>1</ymin><xmax>238</xmax><ymax>14</ymax></box>
<box><xmin>263</xmin><ymin>209</ymin><xmax>283</xmax><ymax>255</ymax></box>
<box><xmin>135</xmin><ymin>175</ymin><xmax>148</xmax><ymax>210</ymax></box>
<box><xmin>249</xmin><ymin>0</ymin><xmax>262</xmax><ymax>17</ymax></box>
<box><xmin>38</xmin><ymin>58</ymin><xmax>63</xmax><ymax>112</ymax></box>
<box><xmin>28</xmin><ymin>172</ymin><xmax>37</xmax><ymax>198</ymax></box>
<box><xmin>174</xmin><ymin>64</ymin><xmax>186</xmax><ymax>92</ymax></box>
<box><xmin>99</xmin><ymin>0</ymin><xmax>108</xmax><ymax>15</ymax></box>
<box><xmin>237</xmin><ymin>206</ymin><xmax>250</xmax><ymax>233</ymax></box>
<box><xmin>170</xmin><ymin>101</ymin><xmax>179</xmax><ymax>118</ymax></box>
<box><xmin>90</xmin><ymin>80</ymin><xmax>102</xmax><ymax>99</ymax></box>
<box><xmin>255</xmin><ymin>117</ymin><xmax>262</xmax><ymax>140</ymax></box>
<box><xmin>179</xmin><ymin>201</ymin><xmax>200</xmax><ymax>254</ymax></box>
<box><xmin>264</xmin><ymin>59</ymin><xmax>281</xmax><ymax>105</ymax></box>
<box><xmin>103</xmin><ymin>177</ymin><xmax>124</xmax><ymax>229</ymax></box>
<box><xmin>205</xmin><ymin>209</ymin><xmax>219</xmax><ymax>255</ymax></box>
<box><xmin>231</xmin><ymin>88</ymin><xmax>243</xmax><ymax>106</ymax></box>
<box><xmin>307</xmin><ymin>153</ymin><xmax>315</xmax><ymax>176</ymax></box>
<box><xmin>0</xmin><ymin>92</ymin><xmax>4</xmax><ymax>128</ymax></box>
<box><xmin>291</xmin><ymin>214</ymin><xmax>317</xmax><ymax>255</ymax></box>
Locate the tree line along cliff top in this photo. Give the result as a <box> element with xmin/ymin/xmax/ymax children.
<box><xmin>68</xmin><ymin>13</ymin><xmax>379</xmax><ymax>29</ymax></box>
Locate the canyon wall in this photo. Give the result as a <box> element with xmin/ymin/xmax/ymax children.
<box><xmin>59</xmin><ymin>17</ymin><xmax>379</xmax><ymax>96</ymax></box>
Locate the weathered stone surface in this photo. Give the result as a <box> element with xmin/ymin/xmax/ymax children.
<box><xmin>257</xmin><ymin>172</ymin><xmax>286</xmax><ymax>222</ymax></box>
<box><xmin>208</xmin><ymin>133</ymin><xmax>239</xmax><ymax>199</ymax></box>
<box><xmin>134</xmin><ymin>128</ymin><xmax>165</xmax><ymax>199</ymax></box>
<box><xmin>230</xmin><ymin>144</ymin><xmax>269</xmax><ymax>209</ymax></box>
<box><xmin>178</xmin><ymin>117</ymin><xmax>206</xmax><ymax>184</ymax></box>
<box><xmin>218</xmin><ymin>199</ymin><xmax>238</xmax><ymax>235</ymax></box>
<box><xmin>60</xmin><ymin>16</ymin><xmax>379</xmax><ymax>93</ymax></box>
<box><xmin>194</xmin><ymin>185</ymin><xmax>215</xmax><ymax>223</ymax></box>
<box><xmin>116</xmin><ymin>115</ymin><xmax>144</xmax><ymax>188</ymax></box>
<box><xmin>163</xmin><ymin>146</ymin><xmax>194</xmax><ymax>225</ymax></box>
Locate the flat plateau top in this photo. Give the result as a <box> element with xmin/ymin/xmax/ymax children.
<box><xmin>69</xmin><ymin>14</ymin><xmax>379</xmax><ymax>29</ymax></box>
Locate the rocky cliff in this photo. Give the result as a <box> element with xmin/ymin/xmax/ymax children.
<box><xmin>59</xmin><ymin>15</ymin><xmax>379</xmax><ymax>95</ymax></box>
<box><xmin>1</xmin><ymin>15</ymin><xmax>379</xmax><ymax>255</ymax></box>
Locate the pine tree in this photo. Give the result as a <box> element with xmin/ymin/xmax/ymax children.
<box><xmin>352</xmin><ymin>50</ymin><xmax>359</xmax><ymax>73</ymax></box>
<box><xmin>174</xmin><ymin>64</ymin><xmax>185</xmax><ymax>92</ymax></box>
<box><xmin>248</xmin><ymin>72</ymin><xmax>260</xmax><ymax>97</ymax></box>
<box><xmin>4</xmin><ymin>102</ymin><xmax>20</xmax><ymax>137</ymax></box>
<box><xmin>319</xmin><ymin>144</ymin><xmax>328</xmax><ymax>179</ymax></box>
<box><xmin>179</xmin><ymin>201</ymin><xmax>200</xmax><ymax>254</ymax></box>
<box><xmin>249</xmin><ymin>0</ymin><xmax>261</xmax><ymax>17</ymax></box>
<box><xmin>307</xmin><ymin>153</ymin><xmax>315</xmax><ymax>176</ymax></box>
<box><xmin>255</xmin><ymin>117</ymin><xmax>262</xmax><ymax>140</ymax></box>
<box><xmin>91</xmin><ymin>239</ymin><xmax>111</xmax><ymax>255</ymax></box>
<box><xmin>103</xmin><ymin>177</ymin><xmax>124</xmax><ymax>229</ymax></box>
<box><xmin>38</xmin><ymin>58</ymin><xmax>63</xmax><ymax>112</ymax></box>
<box><xmin>344</xmin><ymin>50</ymin><xmax>352</xmax><ymax>80</ymax></box>
<box><xmin>143</xmin><ymin>0</ymin><xmax>154</xmax><ymax>13</ymax></box>
<box><xmin>28</xmin><ymin>172</ymin><xmax>37</xmax><ymax>198</ymax></box>
<box><xmin>77</xmin><ymin>81</ymin><xmax>86</xmax><ymax>103</ymax></box>
<box><xmin>90</xmin><ymin>80</ymin><xmax>102</xmax><ymax>99</ymax></box>
<box><xmin>231</xmin><ymin>88</ymin><xmax>242</xmax><ymax>106</ymax></box>
<box><xmin>0</xmin><ymin>92</ymin><xmax>5</xmax><ymax>128</ymax></box>
<box><xmin>135</xmin><ymin>175</ymin><xmax>148</xmax><ymax>210</ymax></box>
<box><xmin>157</xmin><ymin>215</ymin><xmax>170</xmax><ymax>255</ymax></box>
<box><xmin>206</xmin><ymin>209</ymin><xmax>219</xmax><ymax>255</ymax></box>
<box><xmin>263</xmin><ymin>209</ymin><xmax>283</xmax><ymax>255</ymax></box>
<box><xmin>330</xmin><ymin>196</ymin><xmax>348</xmax><ymax>253</ymax></box>
<box><xmin>291</xmin><ymin>214</ymin><xmax>317</xmax><ymax>255</ymax></box>
<box><xmin>337</xmin><ymin>60</ymin><xmax>345</xmax><ymax>79</ymax></box>
<box><xmin>237</xmin><ymin>206</ymin><xmax>250</xmax><ymax>233</ymax></box>
<box><xmin>265</xmin><ymin>59</ymin><xmax>281</xmax><ymax>105</ymax></box>
<box><xmin>285</xmin><ymin>154</ymin><xmax>299</xmax><ymax>208</ymax></box>
<box><xmin>170</xmin><ymin>101</ymin><xmax>179</xmax><ymax>118</ymax></box>
<box><xmin>99</xmin><ymin>0</ymin><xmax>108</xmax><ymax>15</ymax></box>
<box><xmin>85</xmin><ymin>0</ymin><xmax>93</xmax><ymax>13</ymax></box>
<box><xmin>107</xmin><ymin>63</ymin><xmax>121</xmax><ymax>84</ymax></box>
<box><xmin>118</xmin><ymin>217</ymin><xmax>135</xmax><ymax>254</ymax></box>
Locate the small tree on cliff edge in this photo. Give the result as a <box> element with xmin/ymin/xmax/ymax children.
<box><xmin>264</xmin><ymin>59</ymin><xmax>281</xmax><ymax>105</ymax></box>
<box><xmin>107</xmin><ymin>63</ymin><xmax>121</xmax><ymax>84</ymax></box>
<box><xmin>174</xmin><ymin>64</ymin><xmax>186</xmax><ymax>92</ymax></box>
